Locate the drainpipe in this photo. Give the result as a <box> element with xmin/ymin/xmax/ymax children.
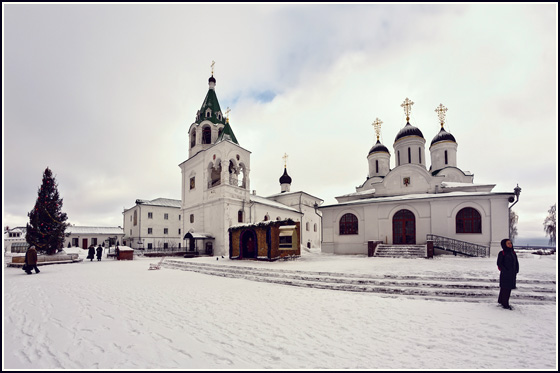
<box><xmin>313</xmin><ymin>202</ymin><xmax>323</xmax><ymax>245</ymax></box>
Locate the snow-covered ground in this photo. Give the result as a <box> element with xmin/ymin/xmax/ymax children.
<box><xmin>3</xmin><ymin>247</ymin><xmax>557</xmax><ymax>370</ymax></box>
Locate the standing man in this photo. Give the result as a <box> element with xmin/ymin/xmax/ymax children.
<box><xmin>497</xmin><ymin>238</ymin><xmax>519</xmax><ymax>309</ymax></box>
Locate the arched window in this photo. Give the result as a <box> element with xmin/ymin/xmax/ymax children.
<box><xmin>314</xmin><ymin>223</ymin><xmax>317</xmax><ymax>232</ymax></box>
<box><xmin>202</xmin><ymin>126</ymin><xmax>211</xmax><ymax>144</ymax></box>
<box><xmin>375</xmin><ymin>160</ymin><xmax>379</xmax><ymax>174</ymax></box>
<box><xmin>339</xmin><ymin>213</ymin><xmax>358</xmax><ymax>235</ymax></box>
<box><xmin>190</xmin><ymin>130</ymin><xmax>196</xmax><ymax>148</ymax></box>
<box><xmin>444</xmin><ymin>150</ymin><xmax>448</xmax><ymax>165</ymax></box>
<box><xmin>306</xmin><ymin>222</ymin><xmax>310</xmax><ymax>231</ymax></box>
<box><xmin>456</xmin><ymin>207</ymin><xmax>482</xmax><ymax>233</ymax></box>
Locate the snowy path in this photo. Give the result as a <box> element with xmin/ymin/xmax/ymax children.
<box><xmin>3</xmin><ymin>251</ymin><xmax>557</xmax><ymax>370</ymax></box>
<box><xmin>163</xmin><ymin>259</ymin><xmax>556</xmax><ymax>304</ymax></box>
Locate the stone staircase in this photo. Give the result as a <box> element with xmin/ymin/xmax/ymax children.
<box><xmin>374</xmin><ymin>244</ymin><xmax>427</xmax><ymax>258</ymax></box>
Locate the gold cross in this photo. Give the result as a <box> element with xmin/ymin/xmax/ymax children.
<box><xmin>401</xmin><ymin>98</ymin><xmax>414</xmax><ymax>121</ymax></box>
<box><xmin>282</xmin><ymin>153</ymin><xmax>288</xmax><ymax>168</ymax></box>
<box><xmin>372</xmin><ymin>118</ymin><xmax>383</xmax><ymax>141</ymax></box>
<box><xmin>435</xmin><ymin>104</ymin><xmax>448</xmax><ymax>128</ymax></box>
<box><xmin>225</xmin><ymin>107</ymin><xmax>231</xmax><ymax>120</ymax></box>
<box><xmin>211</xmin><ymin>60</ymin><xmax>215</xmax><ymax>75</ymax></box>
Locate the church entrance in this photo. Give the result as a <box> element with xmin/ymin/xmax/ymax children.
<box><xmin>392</xmin><ymin>209</ymin><xmax>416</xmax><ymax>244</ymax></box>
<box><xmin>241</xmin><ymin>230</ymin><xmax>257</xmax><ymax>259</ymax></box>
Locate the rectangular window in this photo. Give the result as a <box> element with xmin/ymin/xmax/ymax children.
<box><xmin>190</xmin><ymin>214</ymin><xmax>194</xmax><ymax>223</ymax></box>
<box><xmin>178</xmin><ymin>229</ymin><xmax>181</xmax><ymax>235</ymax></box>
<box><xmin>148</xmin><ymin>228</ymin><xmax>153</xmax><ymax>234</ymax></box>
<box><xmin>238</xmin><ymin>210</ymin><xmax>244</xmax><ymax>223</ymax></box>
<box><xmin>92</xmin><ymin>238</ymin><xmax>98</xmax><ymax>245</ymax></box>
<box><xmin>279</xmin><ymin>225</ymin><xmax>296</xmax><ymax>250</ymax></box>
<box><xmin>190</xmin><ymin>177</ymin><xmax>196</xmax><ymax>190</ymax></box>
<box><xmin>164</xmin><ymin>213</ymin><xmax>169</xmax><ymax>220</ymax></box>
<box><xmin>164</xmin><ymin>242</ymin><xmax>169</xmax><ymax>249</ymax></box>
<box><xmin>147</xmin><ymin>243</ymin><xmax>153</xmax><ymax>250</ymax></box>
<box><xmin>164</xmin><ymin>228</ymin><xmax>168</xmax><ymax>234</ymax></box>
<box><xmin>148</xmin><ymin>212</ymin><xmax>153</xmax><ymax>219</ymax></box>
<box><xmin>72</xmin><ymin>238</ymin><xmax>79</xmax><ymax>247</ymax></box>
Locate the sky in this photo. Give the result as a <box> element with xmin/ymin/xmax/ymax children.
<box><xmin>3</xmin><ymin>3</ymin><xmax>558</xmax><ymax>243</ymax></box>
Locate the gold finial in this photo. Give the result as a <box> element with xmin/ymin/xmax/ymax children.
<box><xmin>211</xmin><ymin>60</ymin><xmax>215</xmax><ymax>76</ymax></box>
<box><xmin>401</xmin><ymin>97</ymin><xmax>414</xmax><ymax>122</ymax></box>
<box><xmin>282</xmin><ymin>153</ymin><xmax>288</xmax><ymax>168</ymax></box>
<box><xmin>435</xmin><ymin>103</ymin><xmax>448</xmax><ymax>128</ymax></box>
<box><xmin>372</xmin><ymin>118</ymin><xmax>383</xmax><ymax>141</ymax></box>
<box><xmin>225</xmin><ymin>107</ymin><xmax>230</xmax><ymax>123</ymax></box>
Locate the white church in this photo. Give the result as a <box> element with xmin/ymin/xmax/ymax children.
<box><xmin>319</xmin><ymin>98</ymin><xmax>516</xmax><ymax>257</ymax></box>
<box><xmin>178</xmin><ymin>71</ymin><xmax>323</xmax><ymax>257</ymax></box>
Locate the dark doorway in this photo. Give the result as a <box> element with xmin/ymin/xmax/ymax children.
<box><xmin>392</xmin><ymin>209</ymin><xmax>416</xmax><ymax>244</ymax></box>
<box><xmin>241</xmin><ymin>230</ymin><xmax>257</xmax><ymax>259</ymax></box>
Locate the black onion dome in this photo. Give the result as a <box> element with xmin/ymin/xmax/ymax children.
<box><xmin>279</xmin><ymin>168</ymin><xmax>292</xmax><ymax>184</ymax></box>
<box><xmin>208</xmin><ymin>75</ymin><xmax>216</xmax><ymax>84</ymax></box>
<box><xmin>430</xmin><ymin>127</ymin><xmax>456</xmax><ymax>147</ymax></box>
<box><xmin>394</xmin><ymin>122</ymin><xmax>424</xmax><ymax>142</ymax></box>
<box><xmin>368</xmin><ymin>140</ymin><xmax>390</xmax><ymax>155</ymax></box>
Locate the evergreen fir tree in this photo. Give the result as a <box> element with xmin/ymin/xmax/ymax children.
<box><xmin>26</xmin><ymin>167</ymin><xmax>69</xmax><ymax>255</ymax></box>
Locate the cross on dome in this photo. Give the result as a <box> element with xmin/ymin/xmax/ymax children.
<box><xmin>435</xmin><ymin>103</ymin><xmax>448</xmax><ymax>128</ymax></box>
<box><xmin>401</xmin><ymin>98</ymin><xmax>414</xmax><ymax>122</ymax></box>
<box><xmin>372</xmin><ymin>118</ymin><xmax>383</xmax><ymax>141</ymax></box>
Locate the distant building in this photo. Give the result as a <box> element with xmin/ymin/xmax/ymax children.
<box><xmin>64</xmin><ymin>225</ymin><xmax>124</xmax><ymax>250</ymax></box>
<box><xmin>122</xmin><ymin>198</ymin><xmax>182</xmax><ymax>250</ymax></box>
<box><xmin>4</xmin><ymin>226</ymin><xmax>27</xmax><ymax>253</ymax></box>
<box><xmin>320</xmin><ymin>101</ymin><xmax>515</xmax><ymax>256</ymax></box>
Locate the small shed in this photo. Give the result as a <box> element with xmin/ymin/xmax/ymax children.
<box><xmin>117</xmin><ymin>247</ymin><xmax>134</xmax><ymax>260</ymax></box>
<box><xmin>229</xmin><ymin>219</ymin><xmax>300</xmax><ymax>261</ymax></box>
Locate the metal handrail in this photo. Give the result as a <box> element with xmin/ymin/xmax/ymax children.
<box><xmin>426</xmin><ymin>234</ymin><xmax>489</xmax><ymax>257</ymax></box>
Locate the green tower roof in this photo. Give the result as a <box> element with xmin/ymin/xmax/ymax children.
<box><xmin>216</xmin><ymin>120</ymin><xmax>239</xmax><ymax>145</ymax></box>
<box><xmin>195</xmin><ymin>75</ymin><xmax>226</xmax><ymax>125</ymax></box>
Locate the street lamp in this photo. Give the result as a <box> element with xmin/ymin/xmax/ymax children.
<box><xmin>508</xmin><ymin>184</ymin><xmax>522</xmax><ymax>240</ymax></box>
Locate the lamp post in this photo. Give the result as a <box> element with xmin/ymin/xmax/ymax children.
<box><xmin>508</xmin><ymin>184</ymin><xmax>522</xmax><ymax>239</ymax></box>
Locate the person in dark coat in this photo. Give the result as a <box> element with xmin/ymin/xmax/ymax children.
<box><xmin>87</xmin><ymin>245</ymin><xmax>95</xmax><ymax>261</ymax></box>
<box><xmin>24</xmin><ymin>245</ymin><xmax>40</xmax><ymax>274</ymax></box>
<box><xmin>497</xmin><ymin>238</ymin><xmax>519</xmax><ymax>309</ymax></box>
<box><xmin>96</xmin><ymin>245</ymin><xmax>103</xmax><ymax>261</ymax></box>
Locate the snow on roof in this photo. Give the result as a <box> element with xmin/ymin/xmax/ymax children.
<box><xmin>65</xmin><ymin>226</ymin><xmax>124</xmax><ymax>235</ymax></box>
<box><xmin>250</xmin><ymin>195</ymin><xmax>301</xmax><ymax>213</ymax></box>
<box><xmin>135</xmin><ymin>198</ymin><xmax>181</xmax><ymax>208</ymax></box>
<box><xmin>321</xmin><ymin>191</ymin><xmax>514</xmax><ymax>209</ymax></box>
<box><xmin>267</xmin><ymin>190</ymin><xmax>324</xmax><ymax>203</ymax></box>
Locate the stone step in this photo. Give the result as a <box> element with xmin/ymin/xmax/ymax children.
<box><xmin>375</xmin><ymin>244</ymin><xmax>426</xmax><ymax>258</ymax></box>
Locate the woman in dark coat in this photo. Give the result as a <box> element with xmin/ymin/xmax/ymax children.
<box><xmin>497</xmin><ymin>238</ymin><xmax>519</xmax><ymax>309</ymax></box>
<box><xmin>24</xmin><ymin>245</ymin><xmax>40</xmax><ymax>274</ymax></box>
<box><xmin>96</xmin><ymin>245</ymin><xmax>103</xmax><ymax>261</ymax></box>
<box><xmin>87</xmin><ymin>245</ymin><xmax>95</xmax><ymax>261</ymax></box>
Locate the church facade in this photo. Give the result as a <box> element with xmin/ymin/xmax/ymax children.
<box><xmin>320</xmin><ymin>99</ymin><xmax>515</xmax><ymax>257</ymax></box>
<box><xmin>179</xmin><ymin>72</ymin><xmax>322</xmax><ymax>257</ymax></box>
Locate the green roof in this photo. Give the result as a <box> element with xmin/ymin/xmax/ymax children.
<box><xmin>216</xmin><ymin>120</ymin><xmax>239</xmax><ymax>145</ymax></box>
<box><xmin>196</xmin><ymin>78</ymin><xmax>226</xmax><ymax>125</ymax></box>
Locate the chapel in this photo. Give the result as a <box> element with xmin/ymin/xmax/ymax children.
<box><xmin>319</xmin><ymin>98</ymin><xmax>516</xmax><ymax>257</ymax></box>
<box><xmin>179</xmin><ymin>67</ymin><xmax>323</xmax><ymax>257</ymax></box>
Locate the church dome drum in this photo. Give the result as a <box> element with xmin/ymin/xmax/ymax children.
<box><xmin>394</xmin><ymin>122</ymin><xmax>424</xmax><ymax>142</ymax></box>
<box><xmin>279</xmin><ymin>168</ymin><xmax>292</xmax><ymax>185</ymax></box>
<box><xmin>430</xmin><ymin>127</ymin><xmax>456</xmax><ymax>147</ymax></box>
<box><xmin>368</xmin><ymin>140</ymin><xmax>390</xmax><ymax>155</ymax></box>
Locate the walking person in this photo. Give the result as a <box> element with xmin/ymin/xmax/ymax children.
<box><xmin>497</xmin><ymin>238</ymin><xmax>519</xmax><ymax>310</ymax></box>
<box><xmin>115</xmin><ymin>245</ymin><xmax>120</xmax><ymax>260</ymax></box>
<box><xmin>87</xmin><ymin>245</ymin><xmax>95</xmax><ymax>261</ymax></box>
<box><xmin>96</xmin><ymin>245</ymin><xmax>103</xmax><ymax>261</ymax></box>
<box><xmin>24</xmin><ymin>245</ymin><xmax>40</xmax><ymax>275</ymax></box>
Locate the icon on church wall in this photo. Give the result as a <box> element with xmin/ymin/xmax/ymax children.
<box><xmin>403</xmin><ymin>177</ymin><xmax>411</xmax><ymax>186</ymax></box>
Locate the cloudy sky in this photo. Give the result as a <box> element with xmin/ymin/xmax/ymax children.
<box><xmin>3</xmin><ymin>3</ymin><xmax>557</xmax><ymax>243</ymax></box>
